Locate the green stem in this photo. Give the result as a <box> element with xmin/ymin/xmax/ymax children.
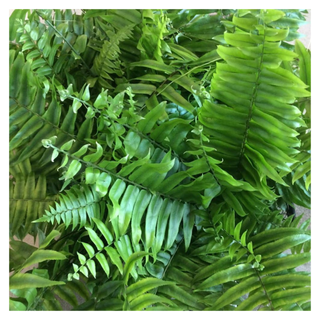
<box><xmin>10</xmin><ymin>96</ymin><xmax>88</xmax><ymax>146</ymax></box>
<box><xmin>237</xmin><ymin>19</ymin><xmax>267</xmax><ymax>166</ymax></box>
<box><xmin>156</xmin><ymin>60</ymin><xmax>217</xmax><ymax>97</ymax></box>
<box><xmin>65</xmin><ymin>94</ymin><xmax>186</xmax><ymax>165</ymax></box>
<box><xmin>161</xmin><ymin>239</ymin><xmax>183</xmax><ymax>281</ymax></box>
<box><xmin>199</xmin><ymin>131</ymin><xmax>221</xmax><ymax>188</ymax></box>
<box><xmin>138</xmin><ymin>58</ymin><xmax>221</xmax><ymax>114</ymax></box>
<box><xmin>255</xmin><ymin>270</ymin><xmax>274</xmax><ymax>310</ymax></box>
<box><xmin>47</xmin><ymin>143</ymin><xmax>195</xmax><ymax>206</ymax></box>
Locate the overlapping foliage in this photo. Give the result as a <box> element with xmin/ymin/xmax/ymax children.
<box><xmin>9</xmin><ymin>9</ymin><xmax>311</xmax><ymax>311</ymax></box>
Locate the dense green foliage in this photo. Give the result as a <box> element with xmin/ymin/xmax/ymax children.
<box><xmin>9</xmin><ymin>9</ymin><xmax>311</xmax><ymax>311</ymax></box>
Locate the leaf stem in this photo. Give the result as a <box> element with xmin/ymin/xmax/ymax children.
<box><xmin>47</xmin><ymin>143</ymin><xmax>195</xmax><ymax>206</ymax></box>
<box><xmin>255</xmin><ymin>269</ymin><xmax>274</xmax><ymax>310</ymax></box>
<box><xmin>237</xmin><ymin>17</ymin><xmax>266</xmax><ymax>166</ymax></box>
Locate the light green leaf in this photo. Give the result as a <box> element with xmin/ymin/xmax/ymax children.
<box><xmin>77</xmin><ymin>252</ymin><xmax>87</xmax><ymax>265</ymax></box>
<box><xmin>131</xmin><ymin>190</ymin><xmax>152</xmax><ymax>245</ymax></box>
<box><xmin>10</xmin><ymin>273</ymin><xmax>65</xmax><ymax>289</ymax></box>
<box><xmin>234</xmin><ymin>221</ymin><xmax>243</xmax><ymax>241</ymax></box>
<box><xmin>9</xmin><ymin>299</ymin><xmax>27</xmax><ymax>311</ymax></box>
<box><xmin>129</xmin><ymin>293</ymin><xmax>176</xmax><ymax>311</ymax></box>
<box><xmin>72</xmin><ymin>144</ymin><xmax>90</xmax><ymax>157</ymax></box>
<box><xmin>82</xmin><ymin>84</ymin><xmax>90</xmax><ymax>101</ymax></box>
<box><xmin>229</xmin><ymin>242</ymin><xmax>241</xmax><ymax>260</ymax></box>
<box><xmin>87</xmin><ymin>259</ymin><xmax>96</xmax><ymax>278</ymax></box>
<box><xmin>73</xmin><ymin>263</ymin><xmax>79</xmax><ymax>273</ymax></box>
<box><xmin>85</xmin><ymin>227</ymin><xmax>105</xmax><ymax>251</ymax></box>
<box><xmin>81</xmin><ymin>242</ymin><xmax>95</xmax><ymax>259</ymax></box>
<box><xmin>145</xmin><ymin>195</ymin><xmax>163</xmax><ymax>251</ymax></box>
<box><xmin>222</xmin><ymin>190</ymin><xmax>247</xmax><ymax>217</ymax></box>
<box><xmin>194</xmin><ymin>255</ymin><xmax>235</xmax><ymax>283</ymax></box>
<box><xmin>292</xmin><ymin>161</ymin><xmax>311</xmax><ymax>184</ymax></box>
<box><xmin>72</xmin><ymin>99</ymin><xmax>82</xmax><ymax>113</ymax></box>
<box><xmin>255</xmin><ymin>234</ymin><xmax>311</xmax><ymax>259</ymax></box>
<box><xmin>123</xmin><ymin>251</ymin><xmax>149</xmax><ymax>285</ymax></box>
<box><xmin>197</xmin><ymin>264</ymin><xmax>255</xmax><ymax>290</ymax></box>
<box><xmin>158</xmin><ymin>285</ymin><xmax>203</xmax><ymax>309</ymax></box>
<box><xmin>20</xmin><ymin>250</ymin><xmax>66</xmax><ymax>271</ymax></box>
<box><xmin>105</xmin><ymin>246</ymin><xmax>123</xmax><ymax>275</ymax></box>
<box><xmin>160</xmin><ymin>85</ymin><xmax>194</xmax><ymax>114</ymax></box>
<box><xmin>115</xmin><ymin>83</ymin><xmax>156</xmax><ymax>95</ymax></box>
<box><xmin>118</xmin><ymin>185</ymin><xmax>140</xmax><ymax>236</ymax></box>
<box><xmin>306</xmin><ymin>174</ymin><xmax>311</xmax><ymax>190</ymax></box>
<box><xmin>80</xmin><ymin>266</ymin><xmax>89</xmax><ymax>277</ymax></box>
<box><xmin>74</xmin><ymin>34</ymin><xmax>88</xmax><ymax>53</ymax></box>
<box><xmin>260</xmin><ymin>252</ymin><xmax>310</xmax><ymax>275</ymax></box>
<box><xmin>165</xmin><ymin>202</ymin><xmax>188</xmax><ymax>250</ymax></box>
<box><xmin>240</xmin><ymin>230</ymin><xmax>248</xmax><ymax>247</ymax></box>
<box><xmin>60</xmin><ymin>139</ymin><xmax>75</xmax><ymax>151</ymax></box>
<box><xmin>263</xmin><ymin>9</ymin><xmax>285</xmax><ymax>24</ymax></box>
<box><xmin>92</xmin><ymin>218</ymin><xmax>113</xmax><ymax>245</ymax></box>
<box><xmin>271</xmin><ymin>287</ymin><xmax>310</xmax><ymax>309</ymax></box>
<box><xmin>83</xmin><ymin>142</ymin><xmax>103</xmax><ymax>162</ymax></box>
<box><xmin>183</xmin><ymin>209</ymin><xmax>195</xmax><ymax>252</ymax></box>
<box><xmin>130</xmin><ymin>59</ymin><xmax>175</xmax><ymax>73</ymax></box>
<box><xmin>39</xmin><ymin>230</ymin><xmax>61</xmax><ymax>249</ymax></box>
<box><xmin>212</xmin><ymin>276</ymin><xmax>259</xmax><ymax>310</ymax></box>
<box><xmin>64</xmin><ymin>160</ymin><xmax>82</xmax><ymax>180</ymax></box>
<box><xmin>96</xmin><ymin>253</ymin><xmax>110</xmax><ymax>277</ymax></box>
<box><xmin>10</xmin><ymin>287</ymin><xmax>37</xmax><ymax>309</ymax></box>
<box><xmin>72</xmin><ymin>273</ymin><xmax>80</xmax><ymax>280</ymax></box>
<box><xmin>247</xmin><ymin>242</ymin><xmax>253</xmax><ymax>254</ymax></box>
<box><xmin>250</xmin><ymin>227</ymin><xmax>305</xmax><ymax>248</ymax></box>
<box><xmin>85</xmin><ymin>167</ymin><xmax>100</xmax><ymax>184</ymax></box>
<box><xmin>236</xmin><ymin>291</ymin><xmax>268</xmax><ymax>310</ymax></box>
<box><xmin>126</xmin><ymin>277</ymin><xmax>174</xmax><ymax>302</ymax></box>
<box><xmin>137</xmin><ymin>101</ymin><xmax>167</xmax><ymax>134</ymax></box>
<box><xmin>95</xmin><ymin>172</ymin><xmax>112</xmax><ymax>197</ymax></box>
<box><xmin>295</xmin><ymin>39</ymin><xmax>311</xmax><ymax>88</ymax></box>
<box><xmin>51</xmin><ymin>149</ymin><xmax>59</xmax><ymax>162</ymax></box>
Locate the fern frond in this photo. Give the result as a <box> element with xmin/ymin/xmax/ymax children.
<box><xmin>201</xmin><ymin>10</ymin><xmax>309</xmax><ymax>180</ymax></box>
<box><xmin>9</xmin><ymin>53</ymin><xmax>94</xmax><ymax>172</ymax></box>
<box><xmin>10</xmin><ymin>173</ymin><xmax>56</xmax><ymax>239</ymax></box>
<box><xmin>189</xmin><ymin>218</ymin><xmax>311</xmax><ymax>311</ymax></box>
<box><xmin>34</xmin><ymin>184</ymin><xmax>104</xmax><ymax>230</ymax></box>
<box><xmin>91</xmin><ymin>24</ymin><xmax>134</xmax><ymax>89</ymax></box>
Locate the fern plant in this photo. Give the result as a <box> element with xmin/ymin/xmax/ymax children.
<box><xmin>9</xmin><ymin>9</ymin><xmax>311</xmax><ymax>311</ymax></box>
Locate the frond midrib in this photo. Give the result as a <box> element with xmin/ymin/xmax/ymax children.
<box><xmin>10</xmin><ymin>97</ymin><xmax>88</xmax><ymax>145</ymax></box>
<box><xmin>47</xmin><ymin>143</ymin><xmax>197</xmax><ymax>207</ymax></box>
<box><xmin>237</xmin><ymin>26</ymin><xmax>267</xmax><ymax>166</ymax></box>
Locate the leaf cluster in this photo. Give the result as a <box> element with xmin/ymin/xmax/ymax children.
<box><xmin>9</xmin><ymin>9</ymin><xmax>311</xmax><ymax>311</ymax></box>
